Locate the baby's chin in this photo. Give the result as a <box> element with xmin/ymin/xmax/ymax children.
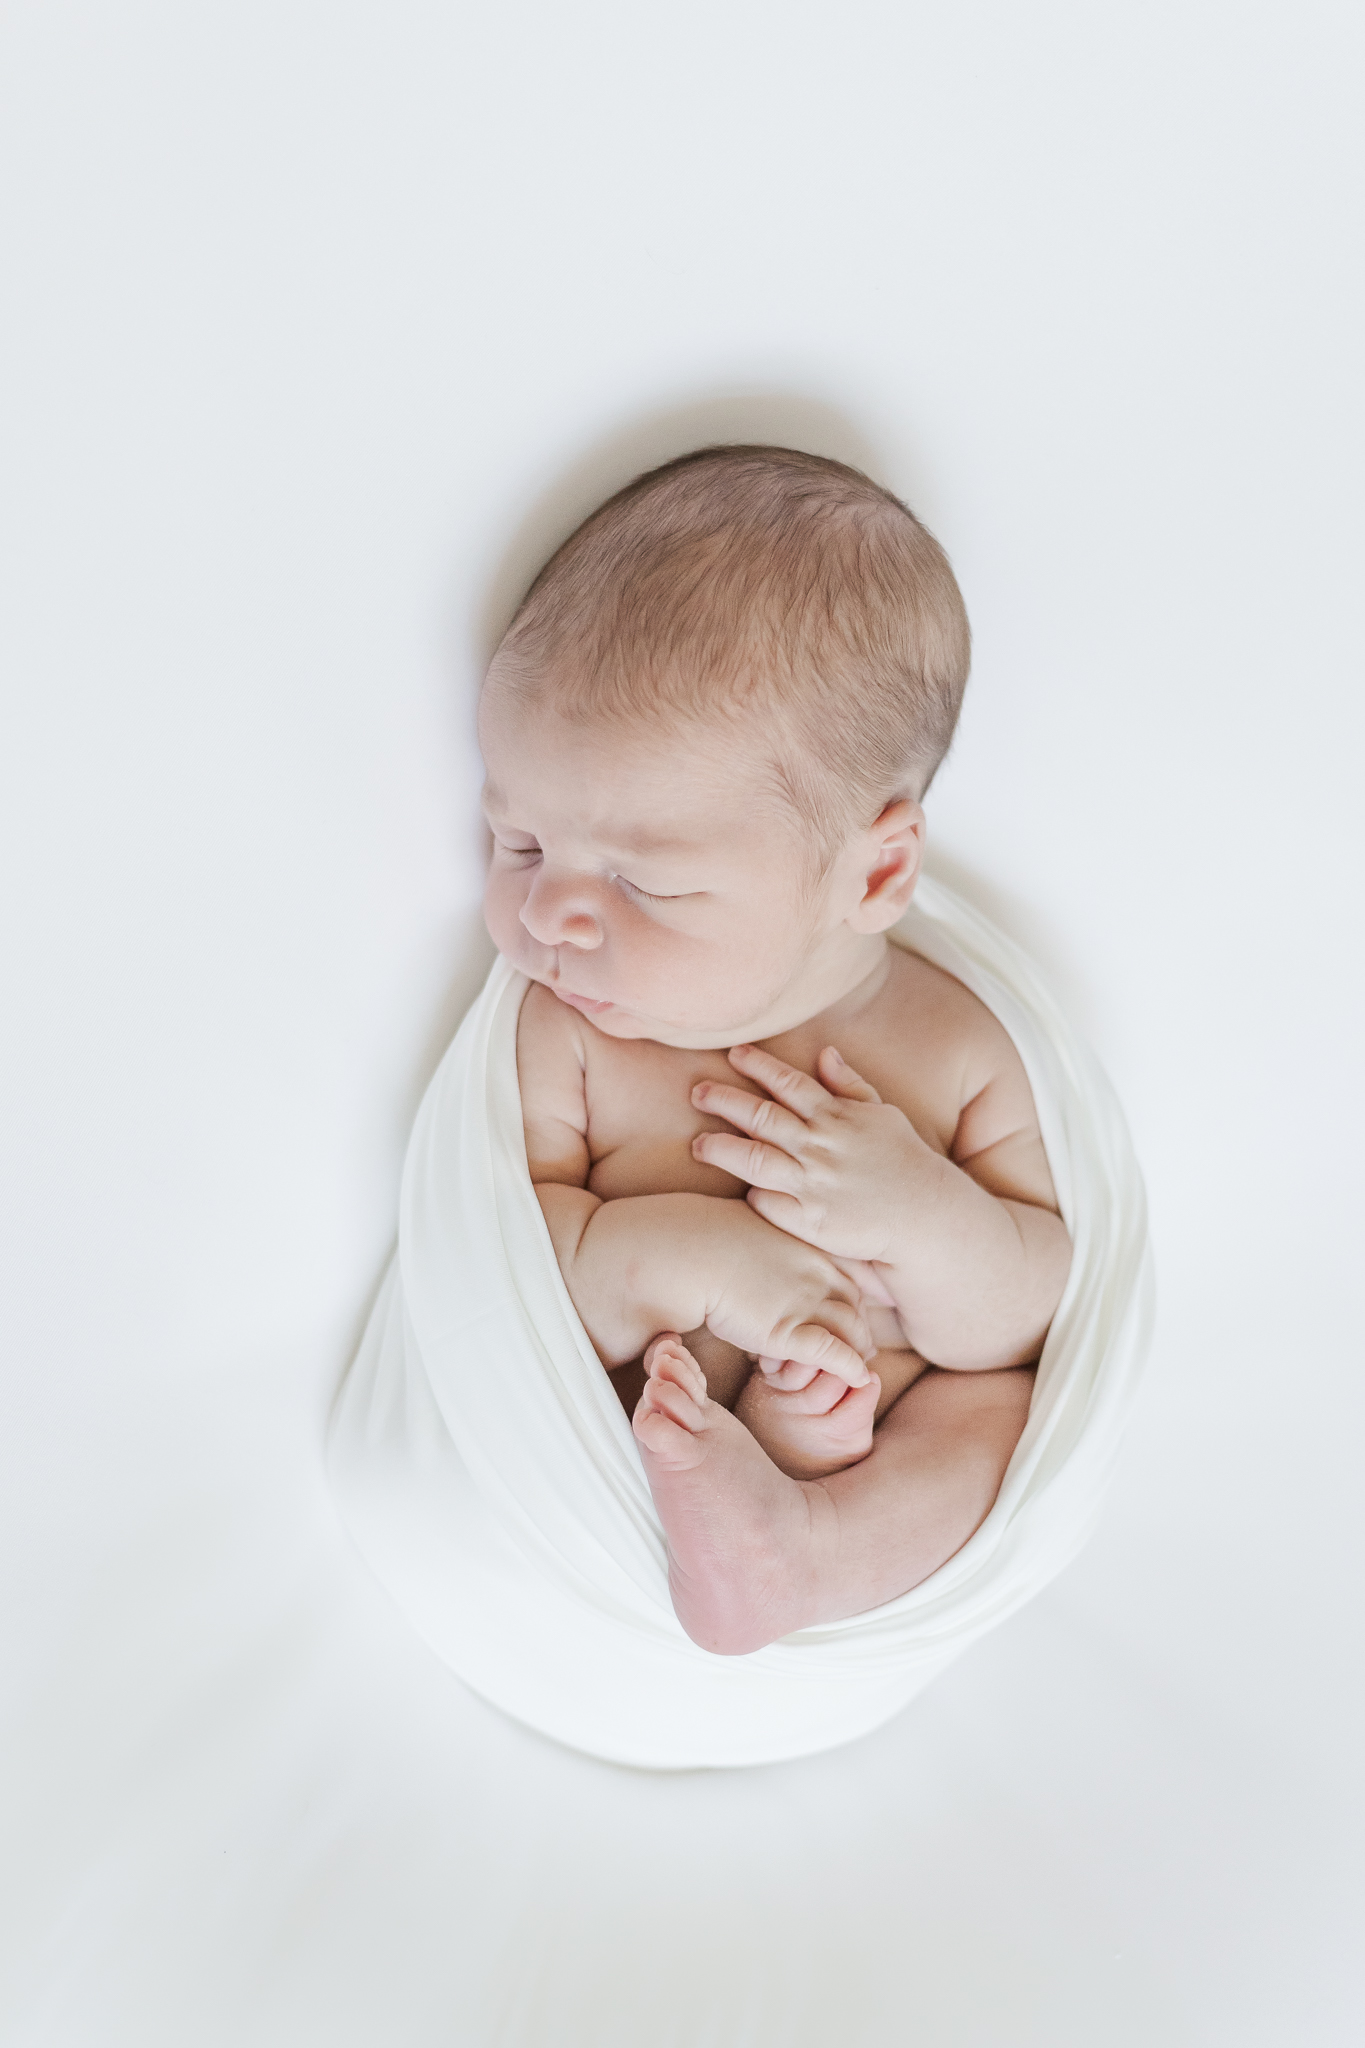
<box><xmin>544</xmin><ymin>981</ymin><xmax>764</xmax><ymax>1050</ymax></box>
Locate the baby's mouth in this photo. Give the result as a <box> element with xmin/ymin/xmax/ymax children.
<box><xmin>550</xmin><ymin>984</ymin><xmax>614</xmax><ymax>1016</ymax></box>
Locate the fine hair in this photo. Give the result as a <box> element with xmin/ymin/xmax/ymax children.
<box><xmin>497</xmin><ymin>444</ymin><xmax>972</xmax><ymax>872</ymax></box>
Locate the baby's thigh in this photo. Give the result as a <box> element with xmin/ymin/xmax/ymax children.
<box><xmin>810</xmin><ymin>1364</ymin><xmax>1036</xmax><ymax>1613</ymax></box>
<box><xmin>876</xmin><ymin>1362</ymin><xmax>1035</xmax><ymax>1480</ymax></box>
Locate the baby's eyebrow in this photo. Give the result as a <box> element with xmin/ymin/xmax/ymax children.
<box><xmin>605</xmin><ymin>826</ymin><xmax>696</xmax><ymax>857</ymax></box>
<box><xmin>483</xmin><ymin>788</ymin><xmax>694</xmax><ymax>859</ymax></box>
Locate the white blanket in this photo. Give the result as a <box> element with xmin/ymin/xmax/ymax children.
<box><xmin>328</xmin><ymin>880</ymin><xmax>1153</xmax><ymax>1769</ymax></box>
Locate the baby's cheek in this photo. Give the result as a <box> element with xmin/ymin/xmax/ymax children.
<box><xmin>483</xmin><ymin>870</ymin><xmax>530</xmax><ymax>960</ymax></box>
<box><xmin>635</xmin><ymin>940</ymin><xmax>741</xmax><ymax>1023</ymax></box>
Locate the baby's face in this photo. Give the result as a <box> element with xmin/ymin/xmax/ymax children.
<box><xmin>479</xmin><ymin>676</ymin><xmax>866</xmax><ymax>1049</ymax></box>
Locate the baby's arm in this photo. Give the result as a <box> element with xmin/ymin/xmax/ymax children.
<box><xmin>517</xmin><ymin>990</ymin><xmax>873</xmax><ymax>1380</ymax></box>
<box><xmin>691</xmin><ymin>1027</ymin><xmax>1071</xmax><ymax>1374</ymax></box>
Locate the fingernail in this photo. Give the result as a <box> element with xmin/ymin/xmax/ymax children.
<box><xmin>829</xmin><ymin>1048</ymin><xmax>846</xmax><ymax>1067</ymax></box>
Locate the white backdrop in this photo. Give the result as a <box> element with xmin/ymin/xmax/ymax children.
<box><xmin>3</xmin><ymin>3</ymin><xmax>1362</xmax><ymax>2042</ymax></box>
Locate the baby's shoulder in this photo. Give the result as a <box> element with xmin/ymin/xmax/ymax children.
<box><xmin>845</xmin><ymin>945</ymin><xmax>1038</xmax><ymax>1156</ymax></box>
<box><xmin>878</xmin><ymin>944</ymin><xmax>1013</xmax><ymax>1088</ymax></box>
<box><xmin>875</xmin><ymin>946</ymin><xmax>1051</xmax><ymax>1189</ymax></box>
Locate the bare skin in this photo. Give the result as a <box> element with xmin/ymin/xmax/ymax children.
<box><xmin>634</xmin><ymin>1335</ymin><xmax>1036</xmax><ymax>1653</ymax></box>
<box><xmin>480</xmin><ymin>672</ymin><xmax>1072</xmax><ymax>1653</ymax></box>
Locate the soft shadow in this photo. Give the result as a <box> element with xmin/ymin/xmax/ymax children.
<box><xmin>921</xmin><ymin>843</ymin><xmax>1099</xmax><ymax>1044</ymax></box>
<box><xmin>411</xmin><ymin>900</ymin><xmax>498</xmax><ymax>1096</ymax></box>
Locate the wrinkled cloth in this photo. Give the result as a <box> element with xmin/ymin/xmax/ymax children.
<box><xmin>328</xmin><ymin>880</ymin><xmax>1153</xmax><ymax>1769</ymax></box>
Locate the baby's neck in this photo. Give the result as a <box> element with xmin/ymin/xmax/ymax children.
<box><xmin>750</xmin><ymin>929</ymin><xmax>893</xmax><ymax>1044</ymax></box>
<box><xmin>658</xmin><ymin>930</ymin><xmax>892</xmax><ymax>1051</ymax></box>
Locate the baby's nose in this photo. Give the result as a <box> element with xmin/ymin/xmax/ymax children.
<box><xmin>552</xmin><ymin>911</ymin><xmax>604</xmax><ymax>950</ymax></box>
<box><xmin>518</xmin><ymin>875</ymin><xmax>605</xmax><ymax>950</ymax></box>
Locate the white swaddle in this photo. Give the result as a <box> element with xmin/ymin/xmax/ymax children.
<box><xmin>328</xmin><ymin>879</ymin><xmax>1153</xmax><ymax>1769</ymax></box>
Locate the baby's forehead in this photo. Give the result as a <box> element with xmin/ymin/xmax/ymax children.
<box><xmin>482</xmin><ymin>682</ymin><xmax>808</xmax><ymax>847</ymax></box>
<box><xmin>484</xmin><ymin>657</ymin><xmax>771</xmax><ymax>765</ymax></box>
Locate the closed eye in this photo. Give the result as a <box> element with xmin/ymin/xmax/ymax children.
<box><xmin>613</xmin><ymin>874</ymin><xmax>687</xmax><ymax>904</ymax></box>
<box><xmin>493</xmin><ymin>838</ymin><xmax>687</xmax><ymax>903</ymax></box>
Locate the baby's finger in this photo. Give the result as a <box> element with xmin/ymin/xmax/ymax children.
<box><xmin>758</xmin><ymin>1354</ymin><xmax>821</xmax><ymax>1390</ymax></box>
<box><xmin>832</xmin><ymin>1255</ymin><xmax>899</xmax><ymax>1308</ymax></box>
<box><xmin>780</xmin><ymin>1321</ymin><xmax>873</xmax><ymax>1387</ymax></box>
<box><xmin>691</xmin><ymin>1130</ymin><xmax>803</xmax><ymax>1192</ymax></box>
<box><xmin>745</xmin><ymin>1186</ymin><xmax>815</xmax><ymax>1238</ymax></box>
<box><xmin>691</xmin><ymin>1079</ymin><xmax>809</xmax><ymax>1153</ymax></box>
<box><xmin>774</xmin><ymin>1290</ymin><xmax>875</xmax><ymax>1378</ymax></box>
<box><xmin>725</xmin><ymin>1043</ymin><xmax>831</xmax><ymax>1118</ymax></box>
<box><xmin>816</xmin><ymin>1046</ymin><xmax>882</xmax><ymax>1104</ymax></box>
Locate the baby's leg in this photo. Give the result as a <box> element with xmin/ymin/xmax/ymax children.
<box><xmin>735</xmin><ymin>1347</ymin><xmax>929</xmax><ymax>1480</ymax></box>
<box><xmin>633</xmin><ymin>1335</ymin><xmax>1033</xmax><ymax>1655</ymax></box>
<box><xmin>633</xmin><ymin>1336</ymin><xmax>822</xmax><ymax>1653</ymax></box>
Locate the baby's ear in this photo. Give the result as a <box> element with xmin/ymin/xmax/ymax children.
<box><xmin>847</xmin><ymin>799</ymin><xmax>925</xmax><ymax>932</ymax></box>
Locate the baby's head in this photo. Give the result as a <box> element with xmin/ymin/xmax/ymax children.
<box><xmin>479</xmin><ymin>446</ymin><xmax>970</xmax><ymax>1048</ymax></box>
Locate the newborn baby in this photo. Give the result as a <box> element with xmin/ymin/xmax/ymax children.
<box><xmin>480</xmin><ymin>446</ymin><xmax>1071</xmax><ymax>1655</ymax></box>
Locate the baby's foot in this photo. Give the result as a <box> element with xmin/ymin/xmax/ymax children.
<box><xmin>631</xmin><ymin>1334</ymin><xmax>713</xmax><ymax>1472</ymax></box>
<box><xmin>735</xmin><ymin>1362</ymin><xmax>881</xmax><ymax>1480</ymax></box>
<box><xmin>632</xmin><ymin>1334</ymin><xmax>824</xmax><ymax>1653</ymax></box>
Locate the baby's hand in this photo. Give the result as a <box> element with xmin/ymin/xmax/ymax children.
<box><xmin>691</xmin><ymin>1043</ymin><xmax>927</xmax><ymax>1266</ymax></box>
<box><xmin>700</xmin><ymin>1199</ymin><xmax>875</xmax><ymax>1388</ymax></box>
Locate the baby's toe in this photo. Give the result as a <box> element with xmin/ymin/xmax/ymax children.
<box><xmin>638</xmin><ymin>1343</ymin><xmax>708</xmax><ymax>1433</ymax></box>
<box><xmin>644</xmin><ymin>1334</ymin><xmax>707</xmax><ymax>1404</ymax></box>
<box><xmin>632</xmin><ymin>1363</ymin><xmax>710</xmax><ymax>1471</ymax></box>
<box><xmin>639</xmin><ymin>1377</ymin><xmax>697</xmax><ymax>1431</ymax></box>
